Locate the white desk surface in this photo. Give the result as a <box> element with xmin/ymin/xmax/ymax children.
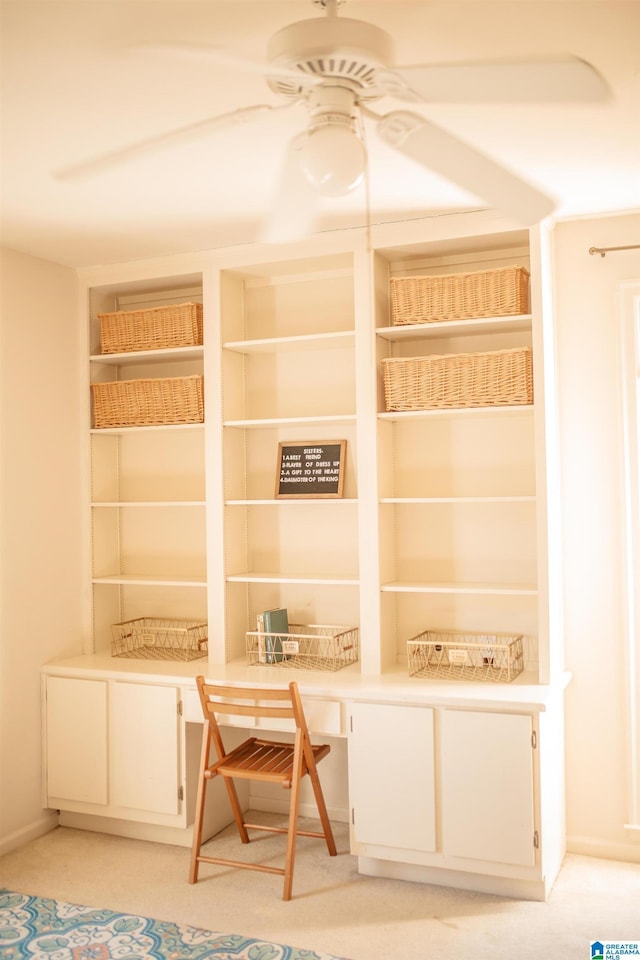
<box><xmin>42</xmin><ymin>652</ymin><xmax>569</xmax><ymax>713</ymax></box>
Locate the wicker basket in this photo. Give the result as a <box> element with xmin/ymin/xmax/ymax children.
<box><xmin>382</xmin><ymin>347</ymin><xmax>532</xmax><ymax>411</ymax></box>
<box><xmin>390</xmin><ymin>266</ymin><xmax>530</xmax><ymax>325</ymax></box>
<box><xmin>111</xmin><ymin>617</ymin><xmax>208</xmax><ymax>661</ymax></box>
<box><xmin>98</xmin><ymin>302</ymin><xmax>203</xmax><ymax>354</ymax></box>
<box><xmin>246</xmin><ymin>624</ymin><xmax>359</xmax><ymax>672</ymax></box>
<box><xmin>92</xmin><ymin>374</ymin><xmax>204</xmax><ymax>428</ymax></box>
<box><xmin>407</xmin><ymin>629</ymin><xmax>524</xmax><ymax>683</ymax></box>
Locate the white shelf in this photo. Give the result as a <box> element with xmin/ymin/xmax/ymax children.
<box><xmin>91</xmin><ymin>423</ymin><xmax>204</xmax><ymax>436</ymax></box>
<box><xmin>223</xmin><ymin>414</ymin><xmax>356</xmax><ymax>428</ymax></box>
<box><xmin>379</xmin><ymin>405</ymin><xmax>534</xmax><ymax>422</ymax></box>
<box><xmin>92</xmin><ymin>501</ymin><xmax>205</xmax><ymax>507</ymax></box>
<box><xmin>376</xmin><ymin>315</ymin><xmax>532</xmax><ymax>341</ymax></box>
<box><xmin>226</xmin><ymin>572</ymin><xmax>360</xmax><ymax>586</ymax></box>
<box><xmin>93</xmin><ymin>574</ymin><xmax>207</xmax><ymax>587</ymax></box>
<box><xmin>380</xmin><ymin>496</ymin><xmax>536</xmax><ymax>504</ymax></box>
<box><xmin>223</xmin><ymin>331</ymin><xmax>355</xmax><ymax>354</ymax></box>
<box><xmin>90</xmin><ymin>346</ymin><xmax>203</xmax><ymax>365</ymax></box>
<box><xmin>381</xmin><ymin>580</ymin><xmax>538</xmax><ymax>596</ymax></box>
<box><xmin>226</xmin><ymin>499</ymin><xmax>358</xmax><ymax>506</ymax></box>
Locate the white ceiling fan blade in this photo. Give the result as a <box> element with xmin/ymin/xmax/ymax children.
<box><xmin>133</xmin><ymin>43</ymin><xmax>319</xmax><ymax>86</ymax></box>
<box><xmin>381</xmin><ymin>55</ymin><xmax>609</xmax><ymax>104</ymax></box>
<box><xmin>377</xmin><ymin>110</ymin><xmax>554</xmax><ymax>226</ymax></box>
<box><xmin>53</xmin><ymin>105</ymin><xmax>278</xmax><ymax>181</ymax></box>
<box><xmin>260</xmin><ymin>135</ymin><xmax>317</xmax><ymax>244</ymax></box>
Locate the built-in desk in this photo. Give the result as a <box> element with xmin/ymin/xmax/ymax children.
<box><xmin>41</xmin><ymin>655</ymin><xmax>568</xmax><ymax>900</ymax></box>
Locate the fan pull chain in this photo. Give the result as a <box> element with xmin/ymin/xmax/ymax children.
<box><xmin>356</xmin><ymin>108</ymin><xmax>373</xmax><ymax>254</ymax></box>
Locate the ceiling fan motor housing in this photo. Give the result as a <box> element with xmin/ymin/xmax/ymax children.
<box><xmin>266</xmin><ymin>16</ymin><xmax>394</xmax><ymax>100</ymax></box>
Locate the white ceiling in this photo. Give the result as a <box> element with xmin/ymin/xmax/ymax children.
<box><xmin>1</xmin><ymin>0</ymin><xmax>639</xmax><ymax>269</ymax></box>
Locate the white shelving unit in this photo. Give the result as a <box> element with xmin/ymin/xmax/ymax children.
<box><xmin>78</xmin><ymin>221</ymin><xmax>554</xmax><ymax>683</ymax></box>
<box><xmin>210</xmin><ymin>249</ymin><xmax>362</xmax><ymax>665</ymax></box>
<box><xmin>86</xmin><ymin>276</ymin><xmax>207</xmax><ymax>655</ymax></box>
<box><xmin>42</xmin><ymin>214</ymin><xmax>567</xmax><ymax>898</ymax></box>
<box><xmin>371</xmin><ymin>229</ymin><xmax>546</xmax><ymax>679</ymax></box>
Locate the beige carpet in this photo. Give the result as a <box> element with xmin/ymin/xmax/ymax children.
<box><xmin>0</xmin><ymin>816</ymin><xmax>638</xmax><ymax>960</ymax></box>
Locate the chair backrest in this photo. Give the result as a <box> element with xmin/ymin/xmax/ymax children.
<box><xmin>195</xmin><ymin>677</ymin><xmax>311</xmax><ymax>753</ymax></box>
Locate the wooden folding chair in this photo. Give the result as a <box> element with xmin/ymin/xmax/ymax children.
<box><xmin>188</xmin><ymin>676</ymin><xmax>337</xmax><ymax>900</ymax></box>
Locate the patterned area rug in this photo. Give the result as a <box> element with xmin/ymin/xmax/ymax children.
<box><xmin>0</xmin><ymin>890</ymin><xmax>350</xmax><ymax>960</ymax></box>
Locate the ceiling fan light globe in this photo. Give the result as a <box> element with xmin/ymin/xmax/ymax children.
<box><xmin>299</xmin><ymin>123</ymin><xmax>365</xmax><ymax>196</ymax></box>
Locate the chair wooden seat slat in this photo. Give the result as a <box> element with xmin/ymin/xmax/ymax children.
<box><xmin>189</xmin><ymin>677</ymin><xmax>337</xmax><ymax>900</ymax></box>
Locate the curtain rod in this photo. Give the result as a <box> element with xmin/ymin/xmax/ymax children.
<box><xmin>589</xmin><ymin>244</ymin><xmax>640</xmax><ymax>258</ymax></box>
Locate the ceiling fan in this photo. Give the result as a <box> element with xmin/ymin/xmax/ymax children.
<box><xmin>56</xmin><ymin>0</ymin><xmax>609</xmax><ymax>239</ymax></box>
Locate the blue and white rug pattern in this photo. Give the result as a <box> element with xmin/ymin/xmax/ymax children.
<box><xmin>0</xmin><ymin>890</ymin><xmax>349</xmax><ymax>960</ymax></box>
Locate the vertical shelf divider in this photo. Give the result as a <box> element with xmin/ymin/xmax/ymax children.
<box><xmin>205</xmin><ymin>259</ymin><xmax>229</xmax><ymax>666</ymax></box>
<box><xmin>354</xmin><ymin>241</ymin><xmax>383</xmax><ymax>674</ymax></box>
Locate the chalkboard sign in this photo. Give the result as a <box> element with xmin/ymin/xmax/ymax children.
<box><xmin>275</xmin><ymin>440</ymin><xmax>346</xmax><ymax>499</ymax></box>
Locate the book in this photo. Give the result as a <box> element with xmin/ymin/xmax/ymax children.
<box><xmin>256</xmin><ymin>613</ymin><xmax>266</xmax><ymax>663</ymax></box>
<box><xmin>263</xmin><ymin>607</ymin><xmax>289</xmax><ymax>663</ymax></box>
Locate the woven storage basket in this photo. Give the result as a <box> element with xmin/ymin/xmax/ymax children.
<box><xmin>383</xmin><ymin>347</ymin><xmax>532</xmax><ymax>411</ymax></box>
<box><xmin>98</xmin><ymin>302</ymin><xmax>203</xmax><ymax>354</ymax></box>
<box><xmin>390</xmin><ymin>266</ymin><xmax>530</xmax><ymax>325</ymax></box>
<box><xmin>246</xmin><ymin>624</ymin><xmax>359</xmax><ymax>672</ymax></box>
<box><xmin>92</xmin><ymin>374</ymin><xmax>204</xmax><ymax>428</ymax></box>
<box><xmin>111</xmin><ymin>617</ymin><xmax>208</xmax><ymax>661</ymax></box>
<box><xmin>407</xmin><ymin>629</ymin><xmax>524</xmax><ymax>683</ymax></box>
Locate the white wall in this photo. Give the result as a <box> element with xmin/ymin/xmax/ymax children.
<box><xmin>554</xmin><ymin>212</ymin><xmax>640</xmax><ymax>861</ymax></box>
<box><xmin>0</xmin><ymin>247</ymin><xmax>84</xmax><ymax>853</ymax></box>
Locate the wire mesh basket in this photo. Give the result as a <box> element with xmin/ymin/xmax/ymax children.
<box><xmin>390</xmin><ymin>266</ymin><xmax>530</xmax><ymax>325</ymax></box>
<box><xmin>407</xmin><ymin>629</ymin><xmax>524</xmax><ymax>683</ymax></box>
<box><xmin>246</xmin><ymin>624</ymin><xmax>359</xmax><ymax>672</ymax></box>
<box><xmin>99</xmin><ymin>302</ymin><xmax>203</xmax><ymax>354</ymax></box>
<box><xmin>111</xmin><ymin>617</ymin><xmax>208</xmax><ymax>661</ymax></box>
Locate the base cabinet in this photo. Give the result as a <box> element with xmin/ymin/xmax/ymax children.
<box><xmin>44</xmin><ymin>675</ymin><xmax>185</xmax><ymax>827</ymax></box>
<box><xmin>348</xmin><ymin>700</ymin><xmax>548</xmax><ymax>896</ymax></box>
<box><xmin>110</xmin><ymin>682</ymin><xmax>181</xmax><ymax>816</ymax></box>
<box><xmin>348</xmin><ymin>701</ymin><xmax>436</xmax><ymax>853</ymax></box>
<box><xmin>441</xmin><ymin>709</ymin><xmax>536</xmax><ymax>867</ymax></box>
<box><xmin>45</xmin><ymin>677</ymin><xmax>108</xmax><ymax>806</ymax></box>
<box><xmin>43</xmin><ymin>665</ymin><xmax>563</xmax><ymax>897</ymax></box>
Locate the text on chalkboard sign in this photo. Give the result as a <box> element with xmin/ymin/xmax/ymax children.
<box><xmin>275</xmin><ymin>440</ymin><xmax>346</xmax><ymax>499</ymax></box>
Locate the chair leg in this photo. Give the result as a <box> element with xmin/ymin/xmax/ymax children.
<box><xmin>282</xmin><ymin>731</ymin><xmax>305</xmax><ymax>901</ymax></box>
<box><xmin>306</xmin><ymin>759</ymin><xmax>337</xmax><ymax>857</ymax></box>
<box><xmin>189</xmin><ymin>724</ymin><xmax>211</xmax><ymax>884</ymax></box>
<box><xmin>221</xmin><ymin>775</ymin><xmax>250</xmax><ymax>844</ymax></box>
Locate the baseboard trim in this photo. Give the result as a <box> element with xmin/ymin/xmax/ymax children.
<box><xmin>0</xmin><ymin>812</ymin><xmax>59</xmax><ymax>857</ymax></box>
<box><xmin>250</xmin><ymin>797</ymin><xmax>349</xmax><ymax>824</ymax></box>
<box><xmin>57</xmin><ymin>800</ymin><xmax>347</xmax><ymax>847</ymax></box>
<box><xmin>58</xmin><ymin>811</ymin><xmax>200</xmax><ymax>847</ymax></box>
<box><xmin>357</xmin><ymin>856</ymin><xmax>548</xmax><ymax>901</ymax></box>
<box><xmin>566</xmin><ymin>835</ymin><xmax>640</xmax><ymax>863</ymax></box>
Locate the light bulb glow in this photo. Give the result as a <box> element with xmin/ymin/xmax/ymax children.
<box><xmin>298</xmin><ymin>121</ymin><xmax>366</xmax><ymax>196</ymax></box>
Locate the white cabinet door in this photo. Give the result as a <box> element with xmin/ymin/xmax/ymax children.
<box><xmin>45</xmin><ymin>676</ymin><xmax>108</xmax><ymax>805</ymax></box>
<box><xmin>348</xmin><ymin>701</ymin><xmax>436</xmax><ymax>852</ymax></box>
<box><xmin>111</xmin><ymin>681</ymin><xmax>181</xmax><ymax>816</ymax></box>
<box><xmin>441</xmin><ymin>710</ymin><xmax>536</xmax><ymax>866</ymax></box>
